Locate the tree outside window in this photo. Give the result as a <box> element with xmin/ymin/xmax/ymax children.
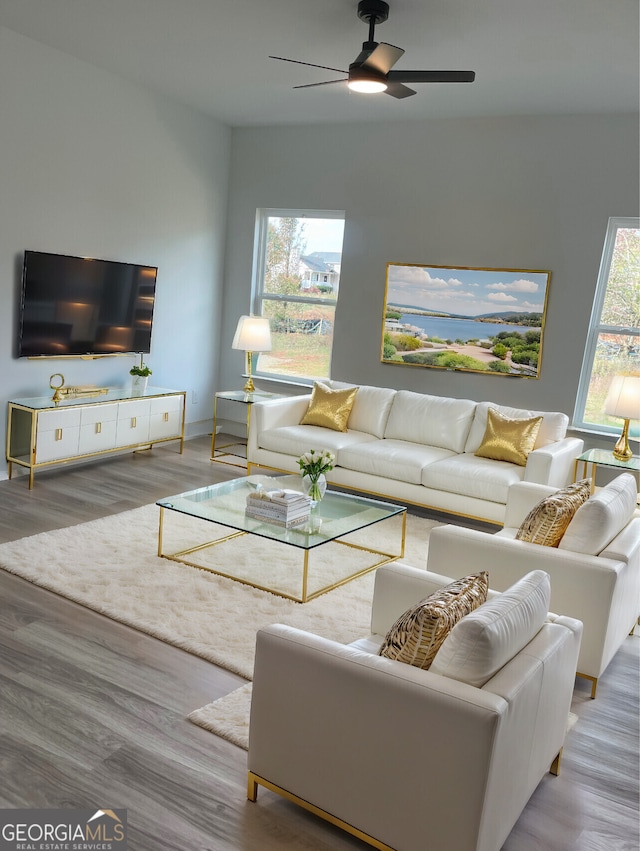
<box><xmin>252</xmin><ymin>210</ymin><xmax>345</xmax><ymax>381</ymax></box>
<box><xmin>574</xmin><ymin>218</ymin><xmax>640</xmax><ymax>437</ymax></box>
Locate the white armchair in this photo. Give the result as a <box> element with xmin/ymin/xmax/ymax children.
<box><xmin>427</xmin><ymin>475</ymin><xmax>640</xmax><ymax>698</ymax></box>
<box><xmin>247</xmin><ymin>563</ymin><xmax>582</xmax><ymax>851</ymax></box>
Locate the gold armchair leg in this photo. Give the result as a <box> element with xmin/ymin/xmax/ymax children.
<box><xmin>247</xmin><ymin>772</ymin><xmax>258</xmax><ymax>802</ymax></box>
<box><xmin>549</xmin><ymin>748</ymin><xmax>562</xmax><ymax>776</ymax></box>
<box><xmin>577</xmin><ymin>672</ymin><xmax>598</xmax><ymax>699</ymax></box>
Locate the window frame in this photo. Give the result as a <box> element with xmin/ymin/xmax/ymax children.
<box><xmin>572</xmin><ymin>216</ymin><xmax>640</xmax><ymax>435</ymax></box>
<box><xmin>250</xmin><ymin>207</ymin><xmax>345</xmax><ymax>385</ymax></box>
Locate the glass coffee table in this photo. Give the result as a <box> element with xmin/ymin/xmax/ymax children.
<box><xmin>157</xmin><ymin>474</ymin><xmax>406</xmax><ymax>602</ymax></box>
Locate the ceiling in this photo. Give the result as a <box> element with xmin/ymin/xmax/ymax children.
<box><xmin>1</xmin><ymin>0</ymin><xmax>638</xmax><ymax>127</ymax></box>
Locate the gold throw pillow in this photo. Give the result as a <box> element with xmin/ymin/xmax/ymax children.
<box><xmin>474</xmin><ymin>407</ymin><xmax>543</xmax><ymax>466</ymax></box>
<box><xmin>300</xmin><ymin>383</ymin><xmax>358</xmax><ymax>432</ymax></box>
<box><xmin>378</xmin><ymin>572</ymin><xmax>489</xmax><ymax>670</ymax></box>
<box><xmin>516</xmin><ymin>479</ymin><xmax>591</xmax><ymax>547</ymax></box>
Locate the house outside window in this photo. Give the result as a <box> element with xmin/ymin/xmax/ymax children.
<box><xmin>573</xmin><ymin>217</ymin><xmax>640</xmax><ymax>437</ymax></box>
<box><xmin>251</xmin><ymin>209</ymin><xmax>345</xmax><ymax>382</ymax></box>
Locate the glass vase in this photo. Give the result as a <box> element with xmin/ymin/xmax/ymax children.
<box><xmin>301</xmin><ymin>473</ymin><xmax>327</xmax><ymax>507</ymax></box>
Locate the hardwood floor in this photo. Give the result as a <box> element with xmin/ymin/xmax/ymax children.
<box><xmin>0</xmin><ymin>437</ymin><xmax>638</xmax><ymax>850</ymax></box>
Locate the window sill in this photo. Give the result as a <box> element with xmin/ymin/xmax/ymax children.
<box><xmin>245</xmin><ymin>373</ymin><xmax>316</xmax><ymax>391</ymax></box>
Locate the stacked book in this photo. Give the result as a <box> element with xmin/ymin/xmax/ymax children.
<box><xmin>245</xmin><ymin>488</ymin><xmax>312</xmax><ymax>528</ymax></box>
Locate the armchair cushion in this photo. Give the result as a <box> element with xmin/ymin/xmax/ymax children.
<box><xmin>378</xmin><ymin>571</ymin><xmax>489</xmax><ymax>669</ymax></box>
<box><xmin>431</xmin><ymin>570</ymin><xmax>551</xmax><ymax>687</ymax></box>
<box><xmin>515</xmin><ymin>478</ymin><xmax>591</xmax><ymax>547</ymax></box>
<box><xmin>559</xmin><ymin>473</ymin><xmax>638</xmax><ymax>555</ymax></box>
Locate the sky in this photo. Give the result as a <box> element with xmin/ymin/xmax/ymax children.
<box><xmin>299</xmin><ymin>217</ymin><xmax>345</xmax><ymax>254</ymax></box>
<box><xmin>386</xmin><ymin>264</ymin><xmax>550</xmax><ymax>316</ymax></box>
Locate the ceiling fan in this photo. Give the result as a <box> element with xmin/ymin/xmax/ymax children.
<box><xmin>270</xmin><ymin>0</ymin><xmax>475</xmax><ymax>99</ymax></box>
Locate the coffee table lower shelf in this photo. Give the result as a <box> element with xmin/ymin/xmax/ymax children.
<box><xmin>157</xmin><ymin>507</ymin><xmax>406</xmax><ymax>603</ymax></box>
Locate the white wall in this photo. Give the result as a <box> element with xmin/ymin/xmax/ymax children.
<box><xmin>222</xmin><ymin>114</ymin><xmax>638</xmax><ymax>440</ymax></box>
<box><xmin>0</xmin><ymin>27</ymin><xmax>231</xmax><ymax>477</ymax></box>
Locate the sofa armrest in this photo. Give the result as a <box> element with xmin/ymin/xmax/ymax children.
<box><xmin>249</xmin><ymin>623</ymin><xmax>506</xmax><ymax>851</ymax></box>
<box><xmin>369</xmin><ymin>562</ymin><xmax>453</xmax><ymax>635</ymax></box>
<box><xmin>247</xmin><ymin>394</ymin><xmax>311</xmax><ymax>455</ymax></box>
<box><xmin>524</xmin><ymin>436</ymin><xmax>585</xmax><ymax>488</ymax></box>
<box><xmin>599</xmin><ymin>516</ymin><xmax>640</xmax><ymax>564</ymax></box>
<box><xmin>503</xmin><ymin>481</ymin><xmax>558</xmax><ymax>528</ymax></box>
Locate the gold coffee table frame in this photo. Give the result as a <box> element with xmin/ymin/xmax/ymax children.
<box><xmin>157</xmin><ymin>475</ymin><xmax>406</xmax><ymax>603</ymax></box>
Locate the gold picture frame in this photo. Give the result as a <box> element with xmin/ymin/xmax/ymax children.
<box><xmin>381</xmin><ymin>263</ymin><xmax>551</xmax><ymax>378</ymax></box>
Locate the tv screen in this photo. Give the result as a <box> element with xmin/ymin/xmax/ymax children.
<box><xmin>17</xmin><ymin>250</ymin><xmax>157</xmax><ymax>357</ymax></box>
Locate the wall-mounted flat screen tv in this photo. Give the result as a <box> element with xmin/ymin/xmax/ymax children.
<box><xmin>17</xmin><ymin>250</ymin><xmax>157</xmax><ymax>357</ymax></box>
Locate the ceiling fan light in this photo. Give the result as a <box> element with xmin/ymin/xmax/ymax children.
<box><xmin>348</xmin><ymin>78</ymin><xmax>388</xmax><ymax>93</ymax></box>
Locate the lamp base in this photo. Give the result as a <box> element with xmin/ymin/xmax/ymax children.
<box><xmin>243</xmin><ymin>351</ymin><xmax>256</xmax><ymax>394</ymax></box>
<box><xmin>612</xmin><ymin>418</ymin><xmax>633</xmax><ymax>461</ymax></box>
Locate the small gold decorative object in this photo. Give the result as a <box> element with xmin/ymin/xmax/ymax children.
<box><xmin>50</xmin><ymin>373</ymin><xmax>65</xmax><ymax>402</ymax></box>
<box><xmin>49</xmin><ymin>373</ymin><xmax>109</xmax><ymax>402</ymax></box>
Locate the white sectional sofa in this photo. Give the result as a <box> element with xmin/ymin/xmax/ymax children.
<box><xmin>247</xmin><ymin>383</ymin><xmax>584</xmax><ymax>525</ymax></box>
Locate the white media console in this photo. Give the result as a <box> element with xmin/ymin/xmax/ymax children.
<box><xmin>6</xmin><ymin>386</ymin><xmax>186</xmax><ymax>488</ymax></box>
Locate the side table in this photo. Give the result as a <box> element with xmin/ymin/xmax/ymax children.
<box><xmin>211</xmin><ymin>390</ymin><xmax>284</xmax><ymax>467</ymax></box>
<box><xmin>574</xmin><ymin>447</ymin><xmax>640</xmax><ymax>496</ymax></box>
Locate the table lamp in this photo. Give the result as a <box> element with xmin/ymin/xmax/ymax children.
<box><xmin>603</xmin><ymin>373</ymin><xmax>640</xmax><ymax>460</ymax></box>
<box><xmin>232</xmin><ymin>315</ymin><xmax>272</xmax><ymax>393</ymax></box>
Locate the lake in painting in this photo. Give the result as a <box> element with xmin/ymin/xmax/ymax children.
<box><xmin>398</xmin><ymin>314</ymin><xmax>539</xmax><ymax>342</ymax></box>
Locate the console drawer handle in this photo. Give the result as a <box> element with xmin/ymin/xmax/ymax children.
<box><xmin>55</xmin><ymin>428</ymin><xmax>63</xmax><ymax>441</ymax></box>
<box><xmin>96</xmin><ymin>422</ymin><xmax>102</xmax><ymax>434</ymax></box>
<box><xmin>131</xmin><ymin>417</ymin><xmax>137</xmax><ymax>428</ymax></box>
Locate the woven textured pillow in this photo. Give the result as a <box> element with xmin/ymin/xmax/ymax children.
<box><xmin>300</xmin><ymin>383</ymin><xmax>358</xmax><ymax>432</ymax></box>
<box><xmin>516</xmin><ymin>479</ymin><xmax>591</xmax><ymax>547</ymax></box>
<box><xmin>378</xmin><ymin>572</ymin><xmax>489</xmax><ymax>670</ymax></box>
<box><xmin>474</xmin><ymin>407</ymin><xmax>543</xmax><ymax>466</ymax></box>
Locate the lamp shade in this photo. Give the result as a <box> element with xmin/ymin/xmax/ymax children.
<box><xmin>232</xmin><ymin>315</ymin><xmax>272</xmax><ymax>352</ymax></box>
<box><xmin>604</xmin><ymin>374</ymin><xmax>640</xmax><ymax>420</ymax></box>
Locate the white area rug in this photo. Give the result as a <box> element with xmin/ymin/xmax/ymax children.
<box><xmin>0</xmin><ymin>501</ymin><xmax>437</xmax><ymax>707</ymax></box>
<box><xmin>0</xmin><ymin>507</ymin><xmax>580</xmax><ymax>751</ymax></box>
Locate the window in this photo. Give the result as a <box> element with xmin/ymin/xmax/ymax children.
<box><xmin>251</xmin><ymin>209</ymin><xmax>345</xmax><ymax>382</ymax></box>
<box><xmin>573</xmin><ymin>217</ymin><xmax>640</xmax><ymax>436</ymax></box>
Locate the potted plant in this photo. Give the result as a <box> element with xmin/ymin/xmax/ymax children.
<box><xmin>130</xmin><ymin>356</ymin><xmax>152</xmax><ymax>394</ymax></box>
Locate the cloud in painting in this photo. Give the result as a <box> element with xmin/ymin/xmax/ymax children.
<box><xmin>486</xmin><ymin>278</ymin><xmax>539</xmax><ymax>293</ymax></box>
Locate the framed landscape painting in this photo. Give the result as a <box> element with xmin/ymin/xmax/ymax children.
<box><xmin>381</xmin><ymin>263</ymin><xmax>551</xmax><ymax>378</ymax></box>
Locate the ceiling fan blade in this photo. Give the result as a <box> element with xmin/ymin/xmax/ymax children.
<box><xmin>387</xmin><ymin>69</ymin><xmax>476</xmax><ymax>83</ymax></box>
<box><xmin>269</xmin><ymin>56</ymin><xmax>347</xmax><ymax>75</ymax></box>
<box><xmin>385</xmin><ymin>81</ymin><xmax>416</xmax><ymax>99</ymax></box>
<box><xmin>362</xmin><ymin>42</ymin><xmax>404</xmax><ymax>74</ymax></box>
<box><xmin>293</xmin><ymin>79</ymin><xmax>347</xmax><ymax>90</ymax></box>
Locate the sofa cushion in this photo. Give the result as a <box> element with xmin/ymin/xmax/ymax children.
<box><xmin>384</xmin><ymin>390</ymin><xmax>477</xmax><ymax>453</ymax></box>
<box><xmin>422</xmin><ymin>453</ymin><xmax>525</xmax><ymax>504</ymax></box>
<box><xmin>515</xmin><ymin>479</ymin><xmax>591</xmax><ymax>547</ymax></box>
<box><xmin>329</xmin><ymin>382</ymin><xmax>397</xmax><ymax>438</ymax></box>
<box><xmin>474</xmin><ymin>407</ymin><xmax>543</xmax><ymax>467</ymax></box>
<box><xmin>300</xmin><ymin>383</ymin><xmax>358</xmax><ymax>431</ymax></box>
<box><xmin>337</xmin><ymin>440</ymin><xmax>455</xmax><ymax>485</ymax></box>
<box><xmin>258</xmin><ymin>424</ymin><xmax>377</xmax><ymax>457</ymax></box>
<box><xmin>378</xmin><ymin>572</ymin><xmax>489</xmax><ymax>670</ymax></box>
<box><xmin>430</xmin><ymin>570</ymin><xmax>551</xmax><ymax>688</ymax></box>
<box><xmin>559</xmin><ymin>473</ymin><xmax>638</xmax><ymax>555</ymax></box>
<box><xmin>465</xmin><ymin>401</ymin><xmax>568</xmax><ymax>453</ymax></box>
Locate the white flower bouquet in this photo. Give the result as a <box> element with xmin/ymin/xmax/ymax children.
<box><xmin>298</xmin><ymin>449</ymin><xmax>335</xmax><ymax>503</ymax></box>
